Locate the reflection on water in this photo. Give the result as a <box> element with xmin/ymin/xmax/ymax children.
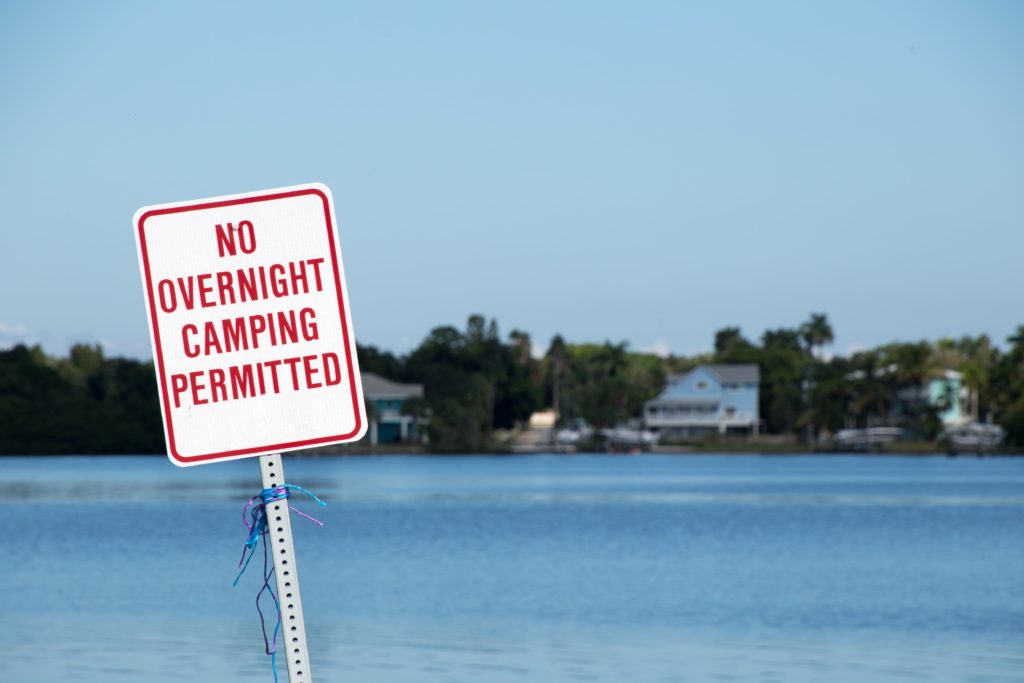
<box><xmin>2</xmin><ymin>454</ymin><xmax>1023</xmax><ymax>682</ymax></box>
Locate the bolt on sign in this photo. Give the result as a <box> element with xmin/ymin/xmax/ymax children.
<box><xmin>134</xmin><ymin>184</ymin><xmax>366</xmax><ymax>466</ymax></box>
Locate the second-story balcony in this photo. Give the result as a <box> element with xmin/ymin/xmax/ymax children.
<box><xmin>645</xmin><ymin>401</ymin><xmax>755</xmax><ymax>428</ymax></box>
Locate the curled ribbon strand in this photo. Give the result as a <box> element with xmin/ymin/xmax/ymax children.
<box><xmin>233</xmin><ymin>484</ymin><xmax>326</xmax><ymax>682</ymax></box>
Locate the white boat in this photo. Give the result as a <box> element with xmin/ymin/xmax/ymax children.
<box><xmin>941</xmin><ymin>422</ymin><xmax>1004</xmax><ymax>453</ymax></box>
<box><xmin>598</xmin><ymin>427</ymin><xmax>659</xmax><ymax>449</ymax></box>
<box><xmin>555</xmin><ymin>425</ymin><xmax>592</xmax><ymax>446</ymax></box>
<box><xmin>832</xmin><ymin>427</ymin><xmax>902</xmax><ymax>450</ymax></box>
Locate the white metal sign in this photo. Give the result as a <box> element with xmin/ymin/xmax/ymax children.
<box><xmin>134</xmin><ymin>183</ymin><xmax>366</xmax><ymax>466</ymax></box>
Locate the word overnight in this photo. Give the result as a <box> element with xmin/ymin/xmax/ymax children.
<box><xmin>156</xmin><ymin>257</ymin><xmax>327</xmax><ymax>313</ymax></box>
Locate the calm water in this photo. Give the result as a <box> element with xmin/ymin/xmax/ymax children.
<box><xmin>3</xmin><ymin>454</ymin><xmax>1023</xmax><ymax>682</ymax></box>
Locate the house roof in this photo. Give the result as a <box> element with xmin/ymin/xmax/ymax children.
<box><xmin>668</xmin><ymin>364</ymin><xmax>760</xmax><ymax>385</ymax></box>
<box><xmin>647</xmin><ymin>364</ymin><xmax>759</xmax><ymax>407</ymax></box>
<box><xmin>705</xmin><ymin>364</ymin><xmax>760</xmax><ymax>383</ymax></box>
<box><xmin>361</xmin><ymin>372</ymin><xmax>424</xmax><ymax>400</ymax></box>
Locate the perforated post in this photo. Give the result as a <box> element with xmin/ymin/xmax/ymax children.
<box><xmin>259</xmin><ymin>453</ymin><xmax>314</xmax><ymax>683</ymax></box>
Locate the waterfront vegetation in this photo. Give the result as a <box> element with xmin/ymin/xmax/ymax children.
<box><xmin>0</xmin><ymin>343</ymin><xmax>162</xmax><ymax>454</ymax></box>
<box><xmin>2</xmin><ymin>314</ymin><xmax>1024</xmax><ymax>454</ymax></box>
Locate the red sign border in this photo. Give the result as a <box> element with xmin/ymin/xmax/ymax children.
<box><xmin>137</xmin><ymin>187</ymin><xmax>363</xmax><ymax>464</ymax></box>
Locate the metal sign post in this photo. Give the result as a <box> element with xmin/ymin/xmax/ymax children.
<box><xmin>260</xmin><ymin>453</ymin><xmax>313</xmax><ymax>683</ymax></box>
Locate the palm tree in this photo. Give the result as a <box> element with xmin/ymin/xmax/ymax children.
<box><xmin>1009</xmin><ymin>325</ymin><xmax>1024</xmax><ymax>362</ymax></box>
<box><xmin>849</xmin><ymin>352</ymin><xmax>894</xmax><ymax>427</ymax></box>
<box><xmin>797</xmin><ymin>313</ymin><xmax>833</xmax><ymax>444</ymax></box>
<box><xmin>546</xmin><ymin>335</ymin><xmax>568</xmax><ymax>420</ymax></box>
<box><xmin>799</xmin><ymin>313</ymin><xmax>834</xmax><ymax>358</ymax></box>
<box><xmin>958</xmin><ymin>335</ymin><xmax>994</xmax><ymax>421</ymax></box>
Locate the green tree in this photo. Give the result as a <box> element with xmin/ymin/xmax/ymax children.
<box><xmin>714</xmin><ymin>327</ymin><xmax>754</xmax><ymax>358</ymax></box>
<box><xmin>992</xmin><ymin>326</ymin><xmax>1024</xmax><ymax>445</ymax></box>
<box><xmin>799</xmin><ymin>313</ymin><xmax>834</xmax><ymax>357</ymax></box>
<box><xmin>955</xmin><ymin>335</ymin><xmax>995</xmax><ymax>421</ymax></box>
<box><xmin>403</xmin><ymin>315</ymin><xmax>542</xmax><ymax>452</ymax></box>
<box><xmin>357</xmin><ymin>344</ymin><xmax>404</xmax><ymax>379</ymax></box>
<box><xmin>0</xmin><ymin>344</ymin><xmax>164</xmax><ymax>454</ymax></box>
<box><xmin>545</xmin><ymin>334</ymin><xmax>568</xmax><ymax>420</ymax></box>
<box><xmin>759</xmin><ymin>328</ymin><xmax>804</xmax><ymax>434</ymax></box>
<box><xmin>809</xmin><ymin>357</ymin><xmax>854</xmax><ymax>434</ymax></box>
<box><xmin>558</xmin><ymin>342</ymin><xmax>664</xmax><ymax>429</ymax></box>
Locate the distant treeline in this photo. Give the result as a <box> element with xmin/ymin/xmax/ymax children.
<box><xmin>2</xmin><ymin>313</ymin><xmax>1023</xmax><ymax>454</ymax></box>
<box><xmin>0</xmin><ymin>344</ymin><xmax>163</xmax><ymax>454</ymax></box>
<box><xmin>357</xmin><ymin>313</ymin><xmax>1024</xmax><ymax>450</ymax></box>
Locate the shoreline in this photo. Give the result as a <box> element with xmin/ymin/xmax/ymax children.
<box><xmin>2</xmin><ymin>446</ymin><xmax>1021</xmax><ymax>458</ymax></box>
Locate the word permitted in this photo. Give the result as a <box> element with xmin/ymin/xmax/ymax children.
<box><xmin>135</xmin><ymin>185</ymin><xmax>366</xmax><ymax>466</ymax></box>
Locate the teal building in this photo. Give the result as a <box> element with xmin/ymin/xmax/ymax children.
<box><xmin>362</xmin><ymin>372</ymin><xmax>424</xmax><ymax>445</ymax></box>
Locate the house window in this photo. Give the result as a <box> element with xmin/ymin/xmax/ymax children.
<box><xmin>725</xmin><ymin>406</ymin><xmax>736</xmax><ymax>417</ymax></box>
<box><xmin>695</xmin><ymin>380</ymin><xmax>708</xmax><ymax>390</ymax></box>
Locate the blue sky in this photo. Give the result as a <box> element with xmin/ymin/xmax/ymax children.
<box><xmin>1</xmin><ymin>1</ymin><xmax>1021</xmax><ymax>359</ymax></box>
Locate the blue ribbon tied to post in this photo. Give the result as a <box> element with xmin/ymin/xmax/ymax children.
<box><xmin>234</xmin><ymin>484</ymin><xmax>326</xmax><ymax>682</ymax></box>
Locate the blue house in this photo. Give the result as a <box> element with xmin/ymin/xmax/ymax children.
<box><xmin>362</xmin><ymin>372</ymin><xmax>424</xmax><ymax>445</ymax></box>
<box><xmin>644</xmin><ymin>364</ymin><xmax>760</xmax><ymax>439</ymax></box>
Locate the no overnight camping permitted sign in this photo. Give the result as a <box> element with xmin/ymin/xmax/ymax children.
<box><xmin>134</xmin><ymin>184</ymin><xmax>366</xmax><ymax>466</ymax></box>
